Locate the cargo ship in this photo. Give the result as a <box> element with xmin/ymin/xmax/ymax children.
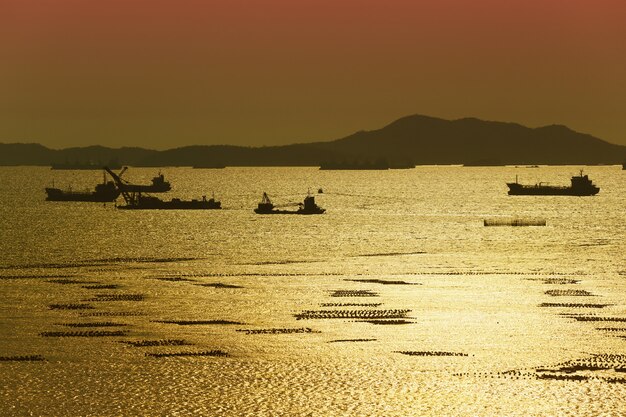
<box><xmin>45</xmin><ymin>179</ymin><xmax>120</xmax><ymax>202</ymax></box>
<box><xmin>507</xmin><ymin>171</ymin><xmax>599</xmax><ymax>196</ymax></box>
<box><xmin>255</xmin><ymin>192</ymin><xmax>325</xmax><ymax>214</ymax></box>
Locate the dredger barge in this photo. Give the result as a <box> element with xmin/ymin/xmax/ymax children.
<box><xmin>104</xmin><ymin>167</ymin><xmax>220</xmax><ymax>210</ymax></box>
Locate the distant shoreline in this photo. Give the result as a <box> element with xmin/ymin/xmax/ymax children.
<box><xmin>2</xmin><ymin>115</ymin><xmax>626</xmax><ymax>166</ymax></box>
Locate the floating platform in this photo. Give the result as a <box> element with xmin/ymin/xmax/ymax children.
<box><xmin>484</xmin><ymin>218</ymin><xmax>547</xmax><ymax>227</ymax></box>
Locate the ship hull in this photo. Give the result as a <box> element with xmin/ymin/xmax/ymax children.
<box><xmin>45</xmin><ymin>187</ymin><xmax>119</xmax><ymax>202</ymax></box>
<box><xmin>254</xmin><ymin>209</ymin><xmax>325</xmax><ymax>215</ymax></box>
<box><xmin>117</xmin><ymin>184</ymin><xmax>171</xmax><ymax>193</ymax></box>
<box><xmin>507</xmin><ymin>183</ymin><xmax>599</xmax><ymax>196</ymax></box>
<box><xmin>117</xmin><ymin>199</ymin><xmax>221</xmax><ymax>210</ymax></box>
<box><xmin>254</xmin><ymin>193</ymin><xmax>325</xmax><ymax>214</ymax></box>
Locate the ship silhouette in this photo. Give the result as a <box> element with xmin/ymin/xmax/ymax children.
<box><xmin>255</xmin><ymin>192</ymin><xmax>325</xmax><ymax>214</ymax></box>
<box><xmin>45</xmin><ymin>174</ymin><xmax>120</xmax><ymax>202</ymax></box>
<box><xmin>507</xmin><ymin>171</ymin><xmax>599</xmax><ymax>196</ymax></box>
<box><xmin>103</xmin><ymin>166</ymin><xmax>220</xmax><ymax>210</ymax></box>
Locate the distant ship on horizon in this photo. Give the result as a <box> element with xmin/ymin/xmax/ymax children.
<box><xmin>319</xmin><ymin>159</ymin><xmax>389</xmax><ymax>170</ymax></box>
<box><xmin>51</xmin><ymin>160</ymin><xmax>122</xmax><ymax>170</ymax></box>
<box><xmin>507</xmin><ymin>171</ymin><xmax>599</xmax><ymax>196</ymax></box>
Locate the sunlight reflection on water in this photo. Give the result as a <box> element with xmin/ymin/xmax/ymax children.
<box><xmin>0</xmin><ymin>166</ymin><xmax>625</xmax><ymax>415</ymax></box>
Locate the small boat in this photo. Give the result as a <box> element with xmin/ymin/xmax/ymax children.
<box><xmin>45</xmin><ymin>174</ymin><xmax>120</xmax><ymax>202</ymax></box>
<box><xmin>507</xmin><ymin>171</ymin><xmax>599</xmax><ymax>196</ymax></box>
<box><xmin>254</xmin><ymin>192</ymin><xmax>325</xmax><ymax>215</ymax></box>
<box><xmin>117</xmin><ymin>194</ymin><xmax>221</xmax><ymax>210</ymax></box>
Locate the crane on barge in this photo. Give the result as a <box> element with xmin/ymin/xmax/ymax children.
<box><xmin>104</xmin><ymin>166</ymin><xmax>221</xmax><ymax>210</ymax></box>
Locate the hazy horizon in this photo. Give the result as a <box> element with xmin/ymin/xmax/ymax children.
<box><xmin>2</xmin><ymin>114</ymin><xmax>625</xmax><ymax>151</ymax></box>
<box><xmin>2</xmin><ymin>0</ymin><xmax>626</xmax><ymax>149</ymax></box>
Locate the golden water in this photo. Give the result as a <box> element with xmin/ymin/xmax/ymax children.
<box><xmin>0</xmin><ymin>166</ymin><xmax>625</xmax><ymax>416</ymax></box>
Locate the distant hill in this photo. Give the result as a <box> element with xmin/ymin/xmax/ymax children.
<box><xmin>312</xmin><ymin>115</ymin><xmax>626</xmax><ymax>165</ymax></box>
<box><xmin>2</xmin><ymin>115</ymin><xmax>625</xmax><ymax>166</ymax></box>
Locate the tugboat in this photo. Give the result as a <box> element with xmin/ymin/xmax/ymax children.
<box><xmin>45</xmin><ymin>172</ymin><xmax>120</xmax><ymax>202</ymax></box>
<box><xmin>116</xmin><ymin>193</ymin><xmax>221</xmax><ymax>210</ymax></box>
<box><xmin>254</xmin><ymin>192</ymin><xmax>325</xmax><ymax>214</ymax></box>
<box><xmin>507</xmin><ymin>170</ymin><xmax>600</xmax><ymax>196</ymax></box>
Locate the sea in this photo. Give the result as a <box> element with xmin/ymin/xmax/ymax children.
<box><xmin>0</xmin><ymin>165</ymin><xmax>624</xmax><ymax>416</ymax></box>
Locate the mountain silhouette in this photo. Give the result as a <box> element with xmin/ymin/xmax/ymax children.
<box><xmin>2</xmin><ymin>115</ymin><xmax>625</xmax><ymax>166</ymax></box>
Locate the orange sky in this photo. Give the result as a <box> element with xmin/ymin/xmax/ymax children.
<box><xmin>1</xmin><ymin>0</ymin><xmax>625</xmax><ymax>148</ymax></box>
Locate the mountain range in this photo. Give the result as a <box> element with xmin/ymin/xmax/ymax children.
<box><xmin>2</xmin><ymin>115</ymin><xmax>625</xmax><ymax>166</ymax></box>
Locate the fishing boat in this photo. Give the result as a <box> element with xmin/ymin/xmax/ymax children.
<box><xmin>254</xmin><ymin>192</ymin><xmax>325</xmax><ymax>214</ymax></box>
<box><xmin>507</xmin><ymin>171</ymin><xmax>599</xmax><ymax>196</ymax></box>
<box><xmin>116</xmin><ymin>194</ymin><xmax>221</xmax><ymax>210</ymax></box>
<box><xmin>45</xmin><ymin>173</ymin><xmax>120</xmax><ymax>202</ymax></box>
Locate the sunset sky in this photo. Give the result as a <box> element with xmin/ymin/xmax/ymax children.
<box><xmin>1</xmin><ymin>0</ymin><xmax>625</xmax><ymax>149</ymax></box>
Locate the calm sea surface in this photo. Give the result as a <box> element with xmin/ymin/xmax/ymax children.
<box><xmin>0</xmin><ymin>166</ymin><xmax>625</xmax><ymax>416</ymax></box>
